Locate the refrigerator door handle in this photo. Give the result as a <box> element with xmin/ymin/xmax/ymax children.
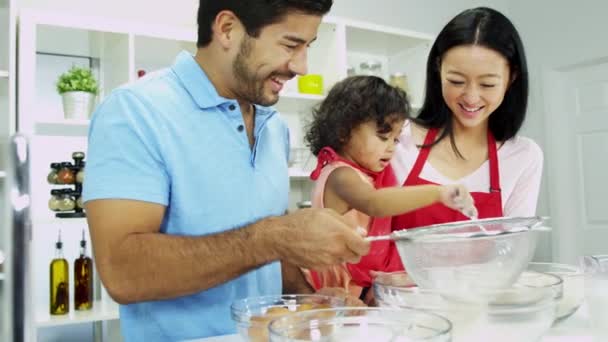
<box><xmin>5</xmin><ymin>134</ymin><xmax>33</xmax><ymax>342</ymax></box>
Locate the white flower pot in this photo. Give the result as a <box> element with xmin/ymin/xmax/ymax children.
<box><xmin>61</xmin><ymin>91</ymin><xmax>95</xmax><ymax>120</ymax></box>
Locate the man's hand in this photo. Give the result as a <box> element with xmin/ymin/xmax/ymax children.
<box><xmin>272</xmin><ymin>208</ymin><xmax>371</xmax><ymax>270</ymax></box>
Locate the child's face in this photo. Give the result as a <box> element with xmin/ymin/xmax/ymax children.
<box><xmin>341</xmin><ymin>118</ymin><xmax>405</xmax><ymax>172</ymax></box>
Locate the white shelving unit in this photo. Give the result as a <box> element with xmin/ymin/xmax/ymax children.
<box><xmin>36</xmin><ymin>299</ymin><xmax>119</xmax><ymax>328</ymax></box>
<box><xmin>35</xmin><ymin>119</ymin><xmax>91</xmax><ymax>137</ymax></box>
<box><xmin>0</xmin><ymin>1</ymin><xmax>16</xmax><ymax>341</ymax></box>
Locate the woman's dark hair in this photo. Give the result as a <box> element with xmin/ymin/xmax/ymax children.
<box><xmin>306</xmin><ymin>76</ymin><xmax>410</xmax><ymax>156</ymax></box>
<box><xmin>416</xmin><ymin>7</ymin><xmax>528</xmax><ymax>155</ymax></box>
<box><xmin>197</xmin><ymin>0</ymin><xmax>333</xmax><ymax>47</ymax></box>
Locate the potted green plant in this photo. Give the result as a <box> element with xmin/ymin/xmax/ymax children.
<box><xmin>56</xmin><ymin>66</ymin><xmax>99</xmax><ymax>120</ymax></box>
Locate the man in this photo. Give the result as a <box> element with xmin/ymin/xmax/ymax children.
<box><xmin>83</xmin><ymin>0</ymin><xmax>370</xmax><ymax>340</ymax></box>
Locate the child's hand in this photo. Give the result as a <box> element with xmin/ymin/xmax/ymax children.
<box><xmin>439</xmin><ymin>184</ymin><xmax>478</xmax><ymax>218</ymax></box>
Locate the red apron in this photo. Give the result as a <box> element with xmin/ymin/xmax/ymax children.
<box><xmin>387</xmin><ymin>127</ymin><xmax>504</xmax><ymax>271</ymax></box>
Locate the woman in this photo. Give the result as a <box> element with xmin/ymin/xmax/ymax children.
<box><xmin>389</xmin><ymin>7</ymin><xmax>543</xmax><ymax>270</ymax></box>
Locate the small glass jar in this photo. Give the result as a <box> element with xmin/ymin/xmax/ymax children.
<box><xmin>347</xmin><ymin>66</ymin><xmax>356</xmax><ymax>77</ymax></box>
<box><xmin>76</xmin><ymin>165</ymin><xmax>85</xmax><ymax>184</ymax></box>
<box><xmin>47</xmin><ymin>163</ymin><xmax>61</xmax><ymax>184</ymax></box>
<box><xmin>76</xmin><ymin>195</ymin><xmax>84</xmax><ymax>210</ymax></box>
<box><xmin>48</xmin><ymin>190</ymin><xmax>62</xmax><ymax>211</ymax></box>
<box><xmin>58</xmin><ymin>191</ymin><xmax>76</xmax><ymax>211</ymax></box>
<box><xmin>360</xmin><ymin>60</ymin><xmax>382</xmax><ymax>77</ymax></box>
<box><xmin>389</xmin><ymin>72</ymin><xmax>409</xmax><ymax>93</ymax></box>
<box><xmin>57</xmin><ymin>162</ymin><xmax>75</xmax><ymax>184</ymax></box>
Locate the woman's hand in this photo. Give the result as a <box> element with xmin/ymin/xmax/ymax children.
<box><xmin>439</xmin><ymin>184</ymin><xmax>478</xmax><ymax>218</ymax></box>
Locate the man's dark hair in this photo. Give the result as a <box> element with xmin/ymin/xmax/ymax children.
<box><xmin>197</xmin><ymin>0</ymin><xmax>333</xmax><ymax>47</ymax></box>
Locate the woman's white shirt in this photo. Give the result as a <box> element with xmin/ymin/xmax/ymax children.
<box><xmin>391</xmin><ymin>123</ymin><xmax>544</xmax><ymax>217</ymax></box>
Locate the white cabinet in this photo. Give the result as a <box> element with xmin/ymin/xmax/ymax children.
<box><xmin>0</xmin><ymin>1</ymin><xmax>16</xmax><ymax>341</ymax></box>
<box><xmin>17</xmin><ymin>9</ymin><xmax>434</xmax><ymax>332</ymax></box>
<box><xmin>0</xmin><ymin>0</ymin><xmax>17</xmax><ymax>285</ymax></box>
<box><xmin>0</xmin><ymin>0</ymin><xmax>17</xmax><ymax>178</ymax></box>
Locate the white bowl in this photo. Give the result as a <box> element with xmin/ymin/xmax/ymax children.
<box><xmin>527</xmin><ymin>262</ymin><xmax>584</xmax><ymax>322</ymax></box>
<box><xmin>373</xmin><ymin>271</ymin><xmax>557</xmax><ymax>342</ymax></box>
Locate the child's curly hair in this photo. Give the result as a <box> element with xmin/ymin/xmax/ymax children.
<box><xmin>305</xmin><ymin>75</ymin><xmax>411</xmax><ymax>156</ymax></box>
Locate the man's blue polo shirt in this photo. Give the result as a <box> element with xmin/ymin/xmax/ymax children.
<box><xmin>83</xmin><ymin>51</ymin><xmax>289</xmax><ymax>341</ymax></box>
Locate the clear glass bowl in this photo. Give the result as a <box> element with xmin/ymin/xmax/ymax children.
<box><xmin>528</xmin><ymin>262</ymin><xmax>584</xmax><ymax>322</ymax></box>
<box><xmin>268</xmin><ymin>307</ymin><xmax>452</xmax><ymax>341</ymax></box>
<box><xmin>231</xmin><ymin>294</ymin><xmax>345</xmax><ymax>342</ymax></box>
<box><xmin>373</xmin><ymin>271</ymin><xmax>557</xmax><ymax>342</ymax></box>
<box><xmin>394</xmin><ymin>221</ymin><xmax>541</xmax><ymax>292</ymax></box>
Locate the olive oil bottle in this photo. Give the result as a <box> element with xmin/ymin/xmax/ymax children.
<box><xmin>50</xmin><ymin>230</ymin><xmax>69</xmax><ymax>315</ymax></box>
<box><xmin>74</xmin><ymin>229</ymin><xmax>93</xmax><ymax>310</ymax></box>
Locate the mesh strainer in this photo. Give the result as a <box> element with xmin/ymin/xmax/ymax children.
<box><xmin>366</xmin><ymin>216</ymin><xmax>549</xmax><ymax>242</ymax></box>
<box><xmin>371</xmin><ymin>216</ymin><xmax>551</xmax><ymax>292</ymax></box>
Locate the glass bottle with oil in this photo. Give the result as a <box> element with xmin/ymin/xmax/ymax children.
<box><xmin>74</xmin><ymin>229</ymin><xmax>93</xmax><ymax>310</ymax></box>
<box><xmin>50</xmin><ymin>230</ymin><xmax>69</xmax><ymax>315</ymax></box>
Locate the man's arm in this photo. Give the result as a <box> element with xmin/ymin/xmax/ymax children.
<box><xmin>281</xmin><ymin>261</ymin><xmax>314</xmax><ymax>294</ymax></box>
<box><xmin>86</xmin><ymin>199</ymin><xmax>369</xmax><ymax>304</ymax></box>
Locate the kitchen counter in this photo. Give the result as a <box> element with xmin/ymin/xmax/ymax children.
<box><xmin>189</xmin><ymin>304</ymin><xmax>595</xmax><ymax>342</ymax></box>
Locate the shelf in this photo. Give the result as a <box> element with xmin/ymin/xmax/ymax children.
<box><xmin>276</xmin><ymin>91</ymin><xmax>324</xmax><ymax>114</ymax></box>
<box><xmin>281</xmin><ymin>91</ymin><xmax>325</xmax><ymax>101</ymax></box>
<box><xmin>0</xmin><ymin>70</ymin><xmax>8</xmax><ymax>78</ymax></box>
<box><xmin>32</xmin><ymin>216</ymin><xmax>87</xmax><ymax>227</ymax></box>
<box><xmin>289</xmin><ymin>167</ymin><xmax>312</xmax><ymax>180</ymax></box>
<box><xmin>35</xmin><ymin>119</ymin><xmax>90</xmax><ymax>137</ymax></box>
<box><xmin>36</xmin><ymin>299</ymin><xmax>119</xmax><ymax>328</ymax></box>
<box><xmin>344</xmin><ymin>19</ymin><xmax>433</xmax><ymax>57</ymax></box>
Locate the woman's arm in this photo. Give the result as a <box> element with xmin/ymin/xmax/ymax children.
<box><xmin>503</xmin><ymin>140</ymin><xmax>544</xmax><ymax>216</ymax></box>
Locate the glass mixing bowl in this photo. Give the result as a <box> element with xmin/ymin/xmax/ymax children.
<box><xmin>268</xmin><ymin>307</ymin><xmax>452</xmax><ymax>341</ymax></box>
<box><xmin>373</xmin><ymin>271</ymin><xmax>557</xmax><ymax>342</ymax></box>
<box><xmin>391</xmin><ymin>217</ymin><xmax>545</xmax><ymax>292</ymax></box>
<box><xmin>231</xmin><ymin>294</ymin><xmax>345</xmax><ymax>342</ymax></box>
<box><xmin>527</xmin><ymin>262</ymin><xmax>584</xmax><ymax>322</ymax></box>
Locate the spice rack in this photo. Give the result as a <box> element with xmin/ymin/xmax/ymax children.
<box><xmin>47</xmin><ymin>152</ymin><xmax>86</xmax><ymax>218</ymax></box>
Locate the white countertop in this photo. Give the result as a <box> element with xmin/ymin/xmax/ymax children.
<box><xmin>191</xmin><ymin>305</ymin><xmax>595</xmax><ymax>342</ymax></box>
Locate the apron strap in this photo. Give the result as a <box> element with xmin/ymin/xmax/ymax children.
<box><xmin>487</xmin><ymin>131</ymin><xmax>501</xmax><ymax>193</ymax></box>
<box><xmin>406</xmin><ymin>127</ymin><xmax>502</xmax><ymax>193</ymax></box>
<box><xmin>404</xmin><ymin>128</ymin><xmax>438</xmax><ymax>184</ymax></box>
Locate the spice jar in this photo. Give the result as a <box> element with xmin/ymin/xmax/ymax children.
<box><xmin>57</xmin><ymin>190</ymin><xmax>76</xmax><ymax>212</ymax></box>
<box><xmin>347</xmin><ymin>66</ymin><xmax>356</xmax><ymax>77</ymax></box>
<box><xmin>76</xmin><ymin>164</ymin><xmax>85</xmax><ymax>184</ymax></box>
<box><xmin>389</xmin><ymin>72</ymin><xmax>409</xmax><ymax>93</ymax></box>
<box><xmin>47</xmin><ymin>163</ymin><xmax>61</xmax><ymax>184</ymax></box>
<box><xmin>49</xmin><ymin>190</ymin><xmax>62</xmax><ymax>211</ymax></box>
<box><xmin>76</xmin><ymin>195</ymin><xmax>84</xmax><ymax>210</ymax></box>
<box><xmin>57</xmin><ymin>163</ymin><xmax>75</xmax><ymax>185</ymax></box>
<box><xmin>360</xmin><ymin>60</ymin><xmax>382</xmax><ymax>77</ymax></box>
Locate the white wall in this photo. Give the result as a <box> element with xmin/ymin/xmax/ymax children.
<box><xmin>20</xmin><ymin>0</ymin><xmax>509</xmax><ymax>36</ymax></box>
<box><xmin>507</xmin><ymin>0</ymin><xmax>608</xmax><ymax>261</ymax></box>
<box><xmin>332</xmin><ymin>0</ymin><xmax>509</xmax><ymax>34</ymax></box>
